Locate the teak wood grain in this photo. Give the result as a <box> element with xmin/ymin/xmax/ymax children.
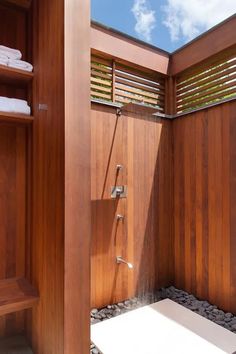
<box><xmin>0</xmin><ymin>65</ymin><xmax>33</xmax><ymax>86</ymax></box>
<box><xmin>64</xmin><ymin>0</ymin><xmax>91</xmax><ymax>353</ymax></box>
<box><xmin>0</xmin><ymin>125</ymin><xmax>27</xmax><ymax>337</ymax></box>
<box><xmin>30</xmin><ymin>0</ymin><xmax>91</xmax><ymax>354</ymax></box>
<box><xmin>30</xmin><ymin>0</ymin><xmax>66</xmax><ymax>353</ymax></box>
<box><xmin>126</xmin><ymin>108</ymin><xmax>173</xmax><ymax>297</ymax></box>
<box><xmin>91</xmin><ymin>103</ymin><xmax>174</xmax><ymax>308</ymax></box>
<box><xmin>0</xmin><ymin>278</ymin><xmax>38</xmax><ymax>317</ymax></box>
<box><xmin>0</xmin><ymin>112</ymin><xmax>33</xmax><ymax>124</ymax></box>
<box><xmin>91</xmin><ymin>104</ymin><xmax>128</xmax><ymax>308</ymax></box>
<box><xmin>173</xmin><ymin>100</ymin><xmax>236</xmax><ymax>313</ymax></box>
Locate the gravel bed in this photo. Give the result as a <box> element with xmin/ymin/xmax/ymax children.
<box><xmin>90</xmin><ymin>286</ymin><xmax>236</xmax><ymax>353</ymax></box>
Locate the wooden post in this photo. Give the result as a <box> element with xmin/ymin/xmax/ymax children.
<box><xmin>112</xmin><ymin>59</ymin><xmax>116</xmax><ymax>103</ymax></box>
<box><xmin>165</xmin><ymin>76</ymin><xmax>177</xmax><ymax>115</ymax></box>
<box><xmin>64</xmin><ymin>0</ymin><xmax>91</xmax><ymax>353</ymax></box>
<box><xmin>31</xmin><ymin>0</ymin><xmax>91</xmax><ymax>353</ymax></box>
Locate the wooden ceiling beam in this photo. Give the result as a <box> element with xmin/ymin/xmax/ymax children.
<box><xmin>171</xmin><ymin>15</ymin><xmax>236</xmax><ymax>76</ymax></box>
<box><xmin>91</xmin><ymin>22</ymin><xmax>170</xmax><ymax>75</ymax></box>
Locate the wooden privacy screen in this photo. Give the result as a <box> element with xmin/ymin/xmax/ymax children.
<box><xmin>176</xmin><ymin>51</ymin><xmax>236</xmax><ymax>113</ymax></box>
<box><xmin>173</xmin><ymin>99</ymin><xmax>236</xmax><ymax>314</ymax></box>
<box><xmin>91</xmin><ymin>55</ymin><xmax>165</xmax><ymax>112</ymax></box>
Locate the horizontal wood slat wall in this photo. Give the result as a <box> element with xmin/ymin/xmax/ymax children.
<box><xmin>91</xmin><ymin>55</ymin><xmax>166</xmax><ymax>112</ymax></box>
<box><xmin>176</xmin><ymin>51</ymin><xmax>236</xmax><ymax>114</ymax></box>
<box><xmin>173</xmin><ymin>100</ymin><xmax>236</xmax><ymax>313</ymax></box>
<box><xmin>91</xmin><ymin>103</ymin><xmax>173</xmax><ymax>308</ymax></box>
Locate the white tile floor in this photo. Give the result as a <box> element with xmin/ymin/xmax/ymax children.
<box><xmin>91</xmin><ymin>299</ymin><xmax>236</xmax><ymax>354</ymax></box>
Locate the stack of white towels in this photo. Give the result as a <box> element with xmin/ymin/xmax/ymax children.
<box><xmin>0</xmin><ymin>45</ymin><xmax>33</xmax><ymax>72</ymax></box>
<box><xmin>0</xmin><ymin>97</ymin><xmax>31</xmax><ymax>115</ymax></box>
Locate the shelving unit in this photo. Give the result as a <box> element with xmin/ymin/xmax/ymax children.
<box><xmin>0</xmin><ymin>2</ymin><xmax>37</xmax><ymax>351</ymax></box>
<box><xmin>0</xmin><ymin>64</ymin><xmax>33</xmax><ymax>86</ymax></box>
<box><xmin>0</xmin><ymin>278</ymin><xmax>39</xmax><ymax>317</ymax></box>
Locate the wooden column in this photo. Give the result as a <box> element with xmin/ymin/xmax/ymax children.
<box><xmin>165</xmin><ymin>76</ymin><xmax>176</xmax><ymax>115</ymax></box>
<box><xmin>64</xmin><ymin>0</ymin><xmax>91</xmax><ymax>353</ymax></box>
<box><xmin>31</xmin><ymin>0</ymin><xmax>91</xmax><ymax>353</ymax></box>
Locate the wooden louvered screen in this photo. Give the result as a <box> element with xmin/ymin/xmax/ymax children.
<box><xmin>114</xmin><ymin>63</ymin><xmax>165</xmax><ymax>113</ymax></box>
<box><xmin>176</xmin><ymin>53</ymin><xmax>236</xmax><ymax>113</ymax></box>
<box><xmin>91</xmin><ymin>56</ymin><xmax>113</xmax><ymax>102</ymax></box>
<box><xmin>91</xmin><ymin>55</ymin><xmax>165</xmax><ymax>112</ymax></box>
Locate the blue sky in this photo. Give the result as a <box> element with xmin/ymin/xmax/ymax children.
<box><xmin>91</xmin><ymin>0</ymin><xmax>236</xmax><ymax>52</ymax></box>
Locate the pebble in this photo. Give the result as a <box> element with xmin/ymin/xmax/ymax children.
<box><xmin>226</xmin><ymin>312</ymin><xmax>233</xmax><ymax>318</ymax></box>
<box><xmin>92</xmin><ymin>348</ymin><xmax>99</xmax><ymax>354</ymax></box>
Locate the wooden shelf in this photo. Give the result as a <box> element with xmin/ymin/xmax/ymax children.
<box><xmin>0</xmin><ymin>64</ymin><xmax>33</xmax><ymax>86</ymax></box>
<box><xmin>0</xmin><ymin>277</ymin><xmax>39</xmax><ymax>316</ymax></box>
<box><xmin>0</xmin><ymin>111</ymin><xmax>34</xmax><ymax>124</ymax></box>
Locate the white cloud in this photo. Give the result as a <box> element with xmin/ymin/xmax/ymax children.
<box><xmin>132</xmin><ymin>0</ymin><xmax>156</xmax><ymax>42</ymax></box>
<box><xmin>163</xmin><ymin>0</ymin><xmax>236</xmax><ymax>42</ymax></box>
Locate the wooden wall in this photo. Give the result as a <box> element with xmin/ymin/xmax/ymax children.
<box><xmin>91</xmin><ymin>103</ymin><xmax>173</xmax><ymax>308</ymax></box>
<box><xmin>91</xmin><ymin>104</ymin><xmax>128</xmax><ymax>308</ymax></box>
<box><xmin>173</xmin><ymin>100</ymin><xmax>236</xmax><ymax>313</ymax></box>
<box><xmin>126</xmin><ymin>107</ymin><xmax>173</xmax><ymax>297</ymax></box>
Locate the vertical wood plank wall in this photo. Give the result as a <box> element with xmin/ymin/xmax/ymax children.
<box><xmin>126</xmin><ymin>109</ymin><xmax>173</xmax><ymax>297</ymax></box>
<box><xmin>91</xmin><ymin>103</ymin><xmax>174</xmax><ymax>308</ymax></box>
<box><xmin>173</xmin><ymin>100</ymin><xmax>236</xmax><ymax>314</ymax></box>
<box><xmin>91</xmin><ymin>104</ymin><xmax>128</xmax><ymax>308</ymax></box>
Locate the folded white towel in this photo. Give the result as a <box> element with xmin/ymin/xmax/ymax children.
<box><xmin>0</xmin><ymin>97</ymin><xmax>31</xmax><ymax>115</ymax></box>
<box><xmin>0</xmin><ymin>45</ymin><xmax>22</xmax><ymax>60</ymax></box>
<box><xmin>0</xmin><ymin>58</ymin><xmax>8</xmax><ymax>66</ymax></box>
<box><xmin>8</xmin><ymin>59</ymin><xmax>33</xmax><ymax>72</ymax></box>
<box><xmin>0</xmin><ymin>52</ymin><xmax>8</xmax><ymax>66</ymax></box>
<box><xmin>0</xmin><ymin>53</ymin><xmax>8</xmax><ymax>60</ymax></box>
